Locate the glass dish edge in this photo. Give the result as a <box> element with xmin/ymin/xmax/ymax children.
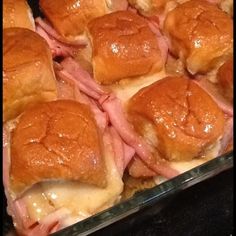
<box><xmin>52</xmin><ymin>151</ymin><xmax>233</xmax><ymax>236</ymax></box>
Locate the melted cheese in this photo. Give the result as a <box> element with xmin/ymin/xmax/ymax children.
<box><xmin>23</xmin><ymin>185</ymin><xmax>55</xmax><ymax>222</ymax></box>
<box><xmin>154</xmin><ymin>140</ymin><xmax>221</xmax><ymax>184</ymax></box>
<box><xmin>108</xmin><ymin>70</ymin><xmax>167</xmax><ymax>106</ymax></box>
<box><xmin>23</xmin><ymin>139</ymin><xmax>123</xmax><ymax>224</ymax></box>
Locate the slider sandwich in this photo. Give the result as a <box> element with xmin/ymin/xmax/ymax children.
<box><xmin>3</xmin><ymin>0</ymin><xmax>35</xmax><ymax>30</ymax></box>
<box><xmin>57</xmin><ymin>10</ymin><xmax>169</xmax><ymax>107</ymax></box>
<box><xmin>127</xmin><ymin>76</ymin><xmax>229</xmax><ymax>177</ymax></box>
<box><xmin>3</xmin><ymin>27</ymin><xmax>58</xmax><ymax>122</ymax></box>
<box><xmin>86</xmin><ymin>10</ymin><xmax>165</xmax><ymax>85</ymax></box>
<box><xmin>3</xmin><ymin>100</ymin><xmax>124</xmax><ymax>235</ymax></box>
<box><xmin>163</xmin><ymin>0</ymin><xmax>233</xmax><ymax>77</ymax></box>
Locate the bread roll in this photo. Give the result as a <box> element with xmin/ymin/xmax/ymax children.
<box><xmin>87</xmin><ymin>11</ymin><xmax>163</xmax><ymax>84</ymax></box>
<box><xmin>9</xmin><ymin>100</ymin><xmax>106</xmax><ymax>197</ymax></box>
<box><xmin>3</xmin><ymin>28</ymin><xmax>58</xmax><ymax>122</ymax></box>
<box><xmin>163</xmin><ymin>0</ymin><xmax>233</xmax><ymax>74</ymax></box>
<box><xmin>39</xmin><ymin>0</ymin><xmax>128</xmax><ymax>43</ymax></box>
<box><xmin>128</xmin><ymin>76</ymin><xmax>225</xmax><ymax>161</ymax></box>
<box><xmin>3</xmin><ymin>0</ymin><xmax>35</xmax><ymax>30</ymax></box>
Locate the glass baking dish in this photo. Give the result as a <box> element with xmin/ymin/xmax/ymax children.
<box><xmin>2</xmin><ymin>151</ymin><xmax>233</xmax><ymax>235</ymax></box>
<box><xmin>2</xmin><ymin>1</ymin><xmax>232</xmax><ymax>235</ymax></box>
<box><xmin>49</xmin><ymin>151</ymin><xmax>233</xmax><ymax>236</ymax></box>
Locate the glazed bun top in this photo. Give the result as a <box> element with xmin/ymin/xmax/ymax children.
<box><xmin>87</xmin><ymin>10</ymin><xmax>163</xmax><ymax>85</ymax></box>
<box><xmin>163</xmin><ymin>0</ymin><xmax>233</xmax><ymax>74</ymax></box>
<box><xmin>39</xmin><ymin>0</ymin><xmax>128</xmax><ymax>43</ymax></box>
<box><xmin>3</xmin><ymin>0</ymin><xmax>35</xmax><ymax>30</ymax></box>
<box><xmin>9</xmin><ymin>100</ymin><xmax>107</xmax><ymax>197</ymax></box>
<box><xmin>128</xmin><ymin>76</ymin><xmax>225</xmax><ymax>161</ymax></box>
<box><xmin>3</xmin><ymin>28</ymin><xmax>57</xmax><ymax>122</ymax></box>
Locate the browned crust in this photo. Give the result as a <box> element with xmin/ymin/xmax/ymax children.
<box><xmin>128</xmin><ymin>76</ymin><xmax>225</xmax><ymax>161</ymax></box>
<box><xmin>88</xmin><ymin>11</ymin><xmax>163</xmax><ymax>84</ymax></box>
<box><xmin>3</xmin><ymin>0</ymin><xmax>35</xmax><ymax>30</ymax></box>
<box><xmin>10</xmin><ymin>100</ymin><xmax>107</xmax><ymax>196</ymax></box>
<box><xmin>163</xmin><ymin>0</ymin><xmax>233</xmax><ymax>74</ymax></box>
<box><xmin>3</xmin><ymin>28</ymin><xmax>57</xmax><ymax>122</ymax></box>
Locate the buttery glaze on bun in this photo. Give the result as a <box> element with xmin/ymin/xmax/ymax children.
<box><xmin>3</xmin><ymin>0</ymin><xmax>35</xmax><ymax>30</ymax></box>
<box><xmin>128</xmin><ymin>76</ymin><xmax>225</xmax><ymax>161</ymax></box>
<box><xmin>10</xmin><ymin>100</ymin><xmax>106</xmax><ymax>197</ymax></box>
<box><xmin>217</xmin><ymin>57</ymin><xmax>233</xmax><ymax>102</ymax></box>
<box><xmin>163</xmin><ymin>0</ymin><xmax>233</xmax><ymax>74</ymax></box>
<box><xmin>3</xmin><ymin>28</ymin><xmax>57</xmax><ymax>122</ymax></box>
<box><xmin>87</xmin><ymin>11</ymin><xmax>163</xmax><ymax>85</ymax></box>
<box><xmin>39</xmin><ymin>0</ymin><xmax>128</xmax><ymax>43</ymax></box>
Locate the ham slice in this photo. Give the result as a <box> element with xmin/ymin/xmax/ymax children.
<box><xmin>109</xmin><ymin>127</ymin><xmax>135</xmax><ymax>176</ymax></box>
<box><xmin>60</xmin><ymin>57</ymin><xmax>106</xmax><ymax>97</ymax></box>
<box><xmin>35</xmin><ymin>17</ymin><xmax>87</xmax><ymax>46</ymax></box>
<box><xmin>57</xmin><ymin>59</ymin><xmax>178</xmax><ymax>178</ymax></box>
<box><xmin>147</xmin><ymin>21</ymin><xmax>169</xmax><ymax>66</ymax></box>
<box><xmin>219</xmin><ymin>117</ymin><xmax>233</xmax><ymax>155</ymax></box>
<box><xmin>193</xmin><ymin>77</ymin><xmax>233</xmax><ymax>116</ymax></box>
<box><xmin>109</xmin><ymin>127</ymin><xmax>125</xmax><ymax>176</ymax></box>
<box><xmin>123</xmin><ymin>142</ymin><xmax>136</xmax><ymax>170</ymax></box>
<box><xmin>79</xmin><ymin>94</ymin><xmax>109</xmax><ymax>133</ymax></box>
<box><xmin>55</xmin><ymin>69</ymin><xmax>108</xmax><ymax>132</ymax></box>
<box><xmin>56</xmin><ymin>69</ymin><xmax>101</xmax><ymax>100</ymax></box>
<box><xmin>99</xmin><ymin>94</ymin><xmax>179</xmax><ymax>179</ymax></box>
<box><xmin>36</xmin><ymin>25</ymin><xmax>76</xmax><ymax>58</ymax></box>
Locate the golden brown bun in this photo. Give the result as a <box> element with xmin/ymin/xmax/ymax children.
<box><xmin>39</xmin><ymin>0</ymin><xmax>127</xmax><ymax>43</ymax></box>
<box><xmin>10</xmin><ymin>100</ymin><xmax>107</xmax><ymax>196</ymax></box>
<box><xmin>3</xmin><ymin>0</ymin><xmax>35</xmax><ymax>30</ymax></box>
<box><xmin>87</xmin><ymin>11</ymin><xmax>163</xmax><ymax>85</ymax></box>
<box><xmin>163</xmin><ymin>0</ymin><xmax>233</xmax><ymax>74</ymax></box>
<box><xmin>3</xmin><ymin>28</ymin><xmax>57</xmax><ymax>122</ymax></box>
<box><xmin>217</xmin><ymin>57</ymin><xmax>233</xmax><ymax>102</ymax></box>
<box><xmin>128</xmin><ymin>76</ymin><xmax>225</xmax><ymax>161</ymax></box>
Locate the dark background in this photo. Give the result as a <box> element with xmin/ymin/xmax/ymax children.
<box><xmin>91</xmin><ymin>168</ymin><xmax>233</xmax><ymax>236</ymax></box>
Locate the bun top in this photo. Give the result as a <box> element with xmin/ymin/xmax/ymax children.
<box><xmin>39</xmin><ymin>0</ymin><xmax>127</xmax><ymax>43</ymax></box>
<box><xmin>3</xmin><ymin>0</ymin><xmax>35</xmax><ymax>30</ymax></box>
<box><xmin>217</xmin><ymin>57</ymin><xmax>233</xmax><ymax>102</ymax></box>
<box><xmin>128</xmin><ymin>76</ymin><xmax>225</xmax><ymax>161</ymax></box>
<box><xmin>3</xmin><ymin>28</ymin><xmax>57</xmax><ymax>122</ymax></box>
<box><xmin>9</xmin><ymin>100</ymin><xmax>107</xmax><ymax>197</ymax></box>
<box><xmin>88</xmin><ymin>11</ymin><xmax>163</xmax><ymax>84</ymax></box>
<box><xmin>163</xmin><ymin>0</ymin><xmax>233</xmax><ymax>74</ymax></box>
